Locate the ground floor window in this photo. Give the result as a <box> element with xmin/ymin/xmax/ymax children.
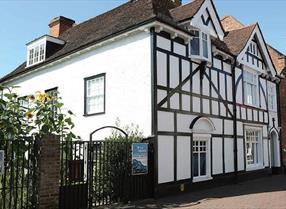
<box><xmin>245</xmin><ymin>128</ymin><xmax>262</xmax><ymax>170</ymax></box>
<box><xmin>192</xmin><ymin>135</ymin><xmax>211</xmax><ymax>182</ymax></box>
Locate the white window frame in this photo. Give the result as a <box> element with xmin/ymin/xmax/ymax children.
<box><xmin>192</xmin><ymin>134</ymin><xmax>212</xmax><ymax>182</ymax></box>
<box><xmin>190</xmin><ymin>30</ymin><xmax>212</xmax><ymax>63</ymax></box>
<box><xmin>27</xmin><ymin>42</ymin><xmax>46</xmax><ymax>67</ymax></box>
<box><xmin>245</xmin><ymin>126</ymin><xmax>263</xmax><ymax>171</ymax></box>
<box><xmin>243</xmin><ymin>67</ymin><xmax>259</xmax><ymax>107</ymax></box>
<box><xmin>84</xmin><ymin>74</ymin><xmax>106</xmax><ymax>116</ymax></box>
<box><xmin>268</xmin><ymin>85</ymin><xmax>276</xmax><ymax>111</ymax></box>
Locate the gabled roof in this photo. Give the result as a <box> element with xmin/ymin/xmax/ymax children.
<box><xmin>0</xmin><ymin>0</ymin><xmax>186</xmax><ymax>83</ymax></box>
<box><xmin>223</xmin><ymin>24</ymin><xmax>256</xmax><ymax>56</ymax></box>
<box><xmin>170</xmin><ymin>0</ymin><xmax>205</xmax><ymax>22</ymax></box>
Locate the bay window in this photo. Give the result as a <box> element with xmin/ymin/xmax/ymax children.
<box><xmin>245</xmin><ymin>128</ymin><xmax>263</xmax><ymax>170</ymax></box>
<box><xmin>244</xmin><ymin>70</ymin><xmax>258</xmax><ymax>106</ymax></box>
<box><xmin>190</xmin><ymin>30</ymin><xmax>211</xmax><ymax>61</ymax></box>
<box><xmin>84</xmin><ymin>74</ymin><xmax>105</xmax><ymax>116</ymax></box>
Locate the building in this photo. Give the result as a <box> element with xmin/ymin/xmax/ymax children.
<box><xmin>0</xmin><ymin>0</ymin><xmax>283</xmax><ymax>196</ymax></box>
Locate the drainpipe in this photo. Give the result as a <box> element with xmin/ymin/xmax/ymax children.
<box><xmin>276</xmin><ymin>74</ymin><xmax>284</xmax><ymax>173</ymax></box>
<box><xmin>231</xmin><ymin>58</ymin><xmax>238</xmax><ymax>183</ymax></box>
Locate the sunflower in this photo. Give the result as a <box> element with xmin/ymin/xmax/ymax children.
<box><xmin>29</xmin><ymin>95</ymin><xmax>35</xmax><ymax>102</ymax></box>
<box><xmin>37</xmin><ymin>93</ymin><xmax>46</xmax><ymax>103</ymax></box>
<box><xmin>26</xmin><ymin>112</ymin><xmax>33</xmax><ymax>119</ymax></box>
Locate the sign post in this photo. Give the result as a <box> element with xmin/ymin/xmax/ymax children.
<box><xmin>131</xmin><ymin>143</ymin><xmax>148</xmax><ymax>175</ymax></box>
<box><xmin>0</xmin><ymin>150</ymin><xmax>4</xmax><ymax>175</ymax></box>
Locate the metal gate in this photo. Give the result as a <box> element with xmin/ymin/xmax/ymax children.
<box><xmin>0</xmin><ymin>139</ymin><xmax>37</xmax><ymax>209</ymax></box>
<box><xmin>59</xmin><ymin>138</ymin><xmax>154</xmax><ymax>209</ymax></box>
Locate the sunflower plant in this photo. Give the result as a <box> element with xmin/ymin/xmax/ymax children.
<box><xmin>0</xmin><ymin>85</ymin><xmax>78</xmax><ymax>141</ymax></box>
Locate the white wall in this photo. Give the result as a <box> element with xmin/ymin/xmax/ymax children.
<box><xmin>7</xmin><ymin>32</ymin><xmax>152</xmax><ymax>140</ymax></box>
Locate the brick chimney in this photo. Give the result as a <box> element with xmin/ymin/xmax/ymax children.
<box><xmin>221</xmin><ymin>16</ymin><xmax>244</xmax><ymax>31</ymax></box>
<box><xmin>49</xmin><ymin>16</ymin><xmax>75</xmax><ymax>37</ymax></box>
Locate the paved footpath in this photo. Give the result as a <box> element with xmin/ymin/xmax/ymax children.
<box><xmin>114</xmin><ymin>175</ymin><xmax>286</xmax><ymax>209</ymax></box>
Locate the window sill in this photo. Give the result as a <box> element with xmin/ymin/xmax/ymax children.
<box><xmin>83</xmin><ymin>112</ymin><xmax>105</xmax><ymax>117</ymax></box>
<box><xmin>246</xmin><ymin>164</ymin><xmax>264</xmax><ymax>172</ymax></box>
<box><xmin>193</xmin><ymin>176</ymin><xmax>213</xmax><ymax>183</ymax></box>
<box><xmin>191</xmin><ymin>55</ymin><xmax>211</xmax><ymax>64</ymax></box>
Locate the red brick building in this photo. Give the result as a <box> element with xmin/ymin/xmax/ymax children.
<box><xmin>268</xmin><ymin>46</ymin><xmax>286</xmax><ymax>172</ymax></box>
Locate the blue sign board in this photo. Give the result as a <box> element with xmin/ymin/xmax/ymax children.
<box><xmin>132</xmin><ymin>143</ymin><xmax>148</xmax><ymax>175</ymax></box>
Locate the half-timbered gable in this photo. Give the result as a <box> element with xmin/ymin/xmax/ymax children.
<box><xmin>154</xmin><ymin>0</ymin><xmax>282</xmax><ymax>194</ymax></box>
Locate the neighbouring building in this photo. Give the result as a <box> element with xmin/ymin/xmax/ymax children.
<box><xmin>268</xmin><ymin>45</ymin><xmax>286</xmax><ymax>172</ymax></box>
<box><xmin>0</xmin><ymin>0</ymin><xmax>283</xmax><ymax>196</ymax></box>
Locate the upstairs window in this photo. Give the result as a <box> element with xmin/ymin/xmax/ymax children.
<box><xmin>190</xmin><ymin>30</ymin><xmax>211</xmax><ymax>61</ymax></box>
<box><xmin>268</xmin><ymin>85</ymin><xmax>276</xmax><ymax>111</ymax></box>
<box><xmin>84</xmin><ymin>74</ymin><xmax>105</xmax><ymax>116</ymax></box>
<box><xmin>244</xmin><ymin>70</ymin><xmax>258</xmax><ymax>106</ymax></box>
<box><xmin>27</xmin><ymin>43</ymin><xmax>46</xmax><ymax>67</ymax></box>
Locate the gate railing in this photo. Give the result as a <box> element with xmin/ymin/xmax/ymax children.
<box><xmin>59</xmin><ymin>138</ymin><xmax>154</xmax><ymax>209</ymax></box>
<box><xmin>0</xmin><ymin>139</ymin><xmax>37</xmax><ymax>209</ymax></box>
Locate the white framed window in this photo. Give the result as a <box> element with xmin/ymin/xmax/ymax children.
<box><xmin>244</xmin><ymin>70</ymin><xmax>258</xmax><ymax>106</ymax></box>
<box><xmin>245</xmin><ymin>127</ymin><xmax>263</xmax><ymax>170</ymax></box>
<box><xmin>192</xmin><ymin>134</ymin><xmax>212</xmax><ymax>182</ymax></box>
<box><xmin>190</xmin><ymin>30</ymin><xmax>211</xmax><ymax>62</ymax></box>
<box><xmin>84</xmin><ymin>74</ymin><xmax>105</xmax><ymax>115</ymax></box>
<box><xmin>27</xmin><ymin>43</ymin><xmax>46</xmax><ymax>67</ymax></box>
<box><xmin>268</xmin><ymin>85</ymin><xmax>276</xmax><ymax>111</ymax></box>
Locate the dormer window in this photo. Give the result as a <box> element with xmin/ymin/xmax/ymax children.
<box><xmin>28</xmin><ymin>43</ymin><xmax>46</xmax><ymax>66</ymax></box>
<box><xmin>26</xmin><ymin>35</ymin><xmax>65</xmax><ymax>68</ymax></box>
<box><xmin>190</xmin><ymin>30</ymin><xmax>211</xmax><ymax>62</ymax></box>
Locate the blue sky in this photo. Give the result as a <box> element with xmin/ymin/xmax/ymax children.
<box><xmin>0</xmin><ymin>0</ymin><xmax>285</xmax><ymax>77</ymax></box>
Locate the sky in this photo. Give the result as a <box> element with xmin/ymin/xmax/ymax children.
<box><xmin>0</xmin><ymin>0</ymin><xmax>285</xmax><ymax>77</ymax></box>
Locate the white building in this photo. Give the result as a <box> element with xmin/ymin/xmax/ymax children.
<box><xmin>1</xmin><ymin>0</ymin><xmax>282</xmax><ymax>196</ymax></box>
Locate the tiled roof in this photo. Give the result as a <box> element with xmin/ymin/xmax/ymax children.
<box><xmin>170</xmin><ymin>0</ymin><xmax>205</xmax><ymax>22</ymax></box>
<box><xmin>1</xmin><ymin>0</ymin><xmax>185</xmax><ymax>83</ymax></box>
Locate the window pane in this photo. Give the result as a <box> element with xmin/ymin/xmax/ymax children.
<box><xmin>191</xmin><ymin>31</ymin><xmax>200</xmax><ymax>56</ymax></box>
<box><xmin>202</xmin><ymin>33</ymin><xmax>208</xmax><ymax>58</ymax></box>
<box><xmin>193</xmin><ymin>153</ymin><xmax>199</xmax><ymax>177</ymax></box>
<box><xmin>200</xmin><ymin>153</ymin><xmax>206</xmax><ymax>176</ymax></box>
<box><xmin>86</xmin><ymin>75</ymin><xmax>105</xmax><ymax>114</ymax></box>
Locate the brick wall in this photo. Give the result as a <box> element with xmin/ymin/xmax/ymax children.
<box><xmin>37</xmin><ymin>135</ymin><xmax>60</xmax><ymax>209</ymax></box>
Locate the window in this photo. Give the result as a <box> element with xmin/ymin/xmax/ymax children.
<box><xmin>27</xmin><ymin>43</ymin><xmax>46</xmax><ymax>67</ymax></box>
<box><xmin>192</xmin><ymin>135</ymin><xmax>211</xmax><ymax>182</ymax></box>
<box><xmin>45</xmin><ymin>87</ymin><xmax>58</xmax><ymax>114</ymax></box>
<box><xmin>84</xmin><ymin>74</ymin><xmax>105</xmax><ymax>115</ymax></box>
<box><xmin>191</xmin><ymin>31</ymin><xmax>200</xmax><ymax>56</ymax></box>
<box><xmin>19</xmin><ymin>96</ymin><xmax>29</xmax><ymax>109</ymax></box>
<box><xmin>190</xmin><ymin>30</ymin><xmax>211</xmax><ymax>61</ymax></box>
<box><xmin>244</xmin><ymin>70</ymin><xmax>258</xmax><ymax>106</ymax></box>
<box><xmin>245</xmin><ymin>128</ymin><xmax>262</xmax><ymax>170</ymax></box>
<box><xmin>202</xmin><ymin>32</ymin><xmax>209</xmax><ymax>58</ymax></box>
<box><xmin>268</xmin><ymin>85</ymin><xmax>276</xmax><ymax>111</ymax></box>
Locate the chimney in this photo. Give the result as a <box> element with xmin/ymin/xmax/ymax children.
<box><xmin>49</xmin><ymin>16</ymin><xmax>75</xmax><ymax>37</ymax></box>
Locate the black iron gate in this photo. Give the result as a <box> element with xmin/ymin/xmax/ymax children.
<box><xmin>0</xmin><ymin>139</ymin><xmax>37</xmax><ymax>209</ymax></box>
<box><xmin>59</xmin><ymin>138</ymin><xmax>154</xmax><ymax>209</ymax></box>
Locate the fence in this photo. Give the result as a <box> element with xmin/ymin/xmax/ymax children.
<box><xmin>0</xmin><ymin>139</ymin><xmax>37</xmax><ymax>209</ymax></box>
<box><xmin>59</xmin><ymin>139</ymin><xmax>154</xmax><ymax>209</ymax></box>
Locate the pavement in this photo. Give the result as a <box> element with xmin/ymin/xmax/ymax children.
<box><xmin>110</xmin><ymin>175</ymin><xmax>286</xmax><ymax>209</ymax></box>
